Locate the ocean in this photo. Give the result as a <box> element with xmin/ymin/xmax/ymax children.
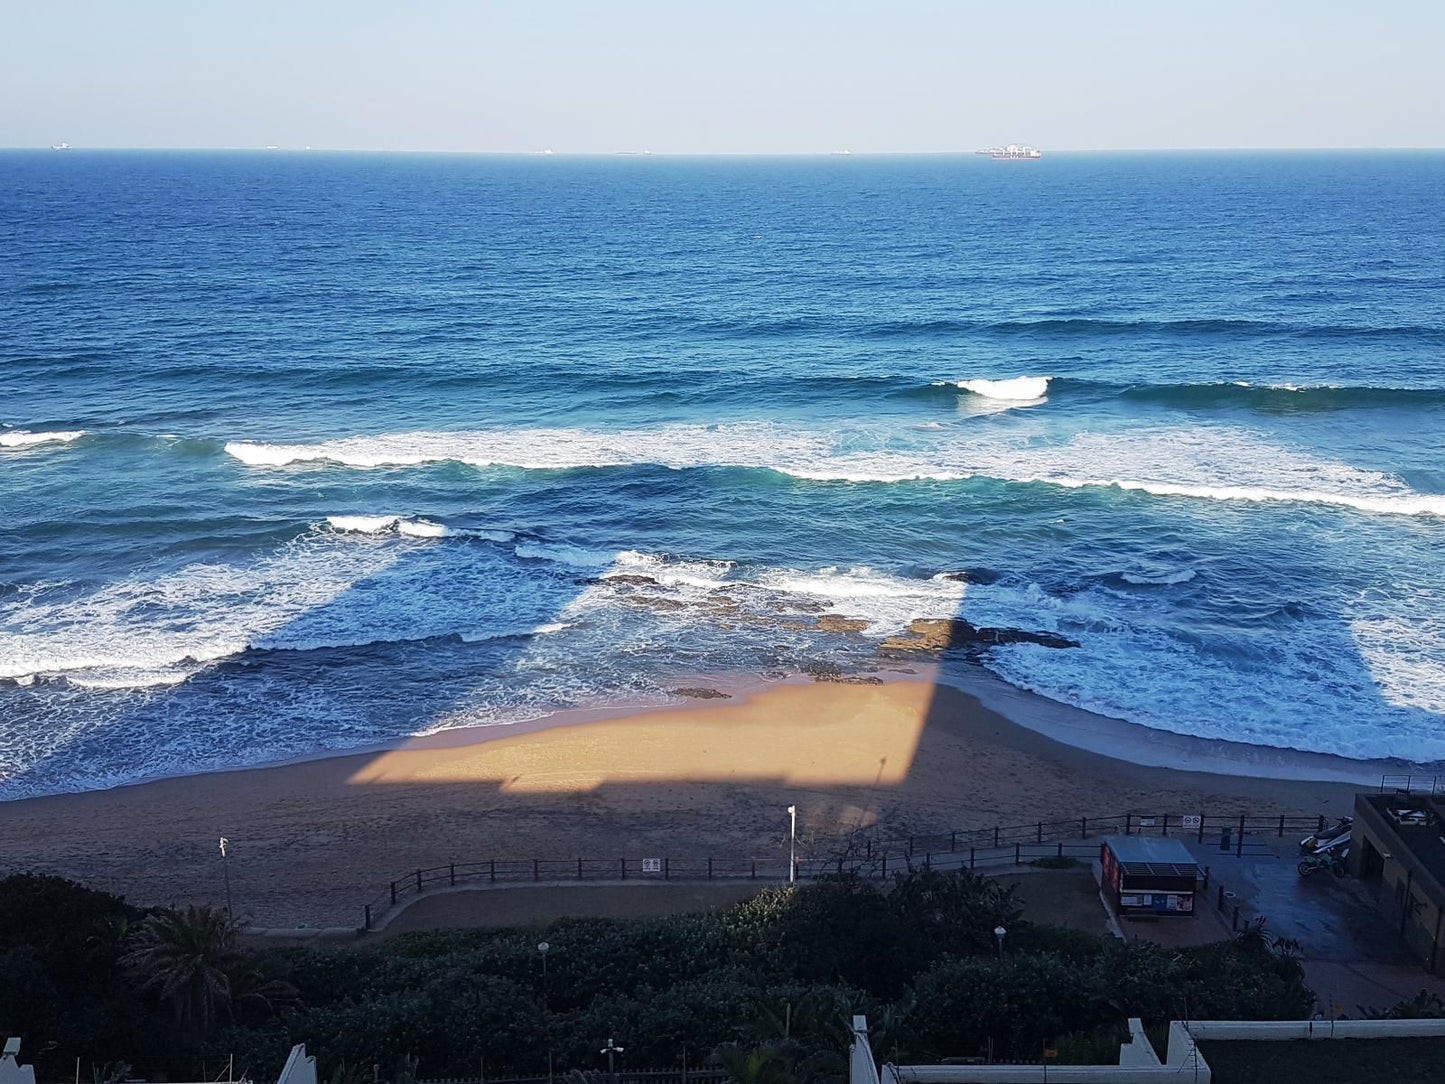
<box><xmin>2</xmin><ymin>149</ymin><xmax>1443</xmax><ymax>800</ymax></box>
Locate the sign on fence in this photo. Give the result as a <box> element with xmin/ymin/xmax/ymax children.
<box><xmin>642</xmin><ymin>858</ymin><xmax>662</xmax><ymax>873</ymax></box>
<box><xmin>1182</xmin><ymin>815</ymin><xmax>1202</xmax><ymax>829</ymax></box>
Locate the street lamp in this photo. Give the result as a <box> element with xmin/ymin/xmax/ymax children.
<box><xmin>788</xmin><ymin>805</ymin><xmax>797</xmax><ymax>884</ymax></box>
<box><xmin>600</xmin><ymin>1037</ymin><xmax>625</xmax><ymax>1081</ymax></box>
<box><xmin>994</xmin><ymin>925</ymin><xmax>1007</xmax><ymax>960</ymax></box>
<box><xmin>537</xmin><ymin>941</ymin><xmax>550</xmax><ymax>981</ymax></box>
<box><xmin>219</xmin><ymin>837</ymin><xmax>234</xmax><ymax>920</ymax></box>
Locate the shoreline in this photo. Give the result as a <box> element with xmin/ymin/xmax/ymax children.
<box><xmin>0</xmin><ymin>669</ymin><xmax>1382</xmax><ymax>926</ymax></box>
<box><xmin>2</xmin><ymin>658</ymin><xmax>1424</xmax><ymax>806</ymax></box>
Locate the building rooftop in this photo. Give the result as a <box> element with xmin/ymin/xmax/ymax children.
<box><xmin>1361</xmin><ymin>794</ymin><xmax>1445</xmax><ymax>892</ymax></box>
<box><xmin>1102</xmin><ymin>834</ymin><xmax>1201</xmax><ymax>878</ymax></box>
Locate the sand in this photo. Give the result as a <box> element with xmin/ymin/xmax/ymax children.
<box><xmin>0</xmin><ymin>669</ymin><xmax>1368</xmax><ymax>928</ymax></box>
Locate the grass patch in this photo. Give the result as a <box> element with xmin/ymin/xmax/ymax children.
<box><xmin>1029</xmin><ymin>855</ymin><xmax>1082</xmax><ymax>869</ymax></box>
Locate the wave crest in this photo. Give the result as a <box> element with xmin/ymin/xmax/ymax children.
<box><xmin>1</xmin><ymin>430</ymin><xmax>85</xmax><ymax>448</ymax></box>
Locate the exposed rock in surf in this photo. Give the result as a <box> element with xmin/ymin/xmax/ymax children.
<box><xmin>815</xmin><ymin>673</ymin><xmax>885</xmax><ymax>685</ymax></box>
<box><xmin>603</xmin><ymin>574</ymin><xmax>659</xmax><ymax>587</ymax></box>
<box><xmin>815</xmin><ymin>615</ymin><xmax>870</xmax><ymax>633</ymax></box>
<box><xmin>879</xmin><ymin>618</ymin><xmax>1078</xmax><ymax>656</ymax></box>
<box><xmin>620</xmin><ymin>595</ymin><xmax>687</xmax><ymax>612</ymax></box>
<box><xmin>934</xmin><ymin>567</ymin><xmax>1002</xmax><ymax>586</ymax></box>
<box><xmin>800</xmin><ymin>660</ymin><xmax>844</xmax><ymax>680</ymax></box>
<box><xmin>672</xmin><ymin>687</ymin><xmax>732</xmax><ymax>699</ymax></box>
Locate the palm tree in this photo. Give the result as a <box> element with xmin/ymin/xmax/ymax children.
<box><xmin>120</xmin><ymin>905</ymin><xmax>240</xmax><ymax>1044</ymax></box>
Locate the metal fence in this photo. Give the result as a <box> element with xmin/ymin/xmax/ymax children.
<box><xmin>1381</xmin><ymin>774</ymin><xmax>1445</xmax><ymax>796</ymax></box>
<box><xmin>360</xmin><ymin>808</ymin><xmax>1326</xmax><ymax>931</ymax></box>
<box><xmin>422</xmin><ymin>1072</ymin><xmax>729</xmax><ymax>1084</ymax></box>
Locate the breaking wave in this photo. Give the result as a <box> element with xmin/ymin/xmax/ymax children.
<box><xmin>232</xmin><ymin>423</ymin><xmax>1445</xmax><ymax>520</ymax></box>
<box><xmin>941</xmin><ymin>376</ymin><xmax>1051</xmax><ymax>401</ymax></box>
<box><xmin>1</xmin><ymin>430</ymin><xmax>85</xmax><ymax>448</ymax></box>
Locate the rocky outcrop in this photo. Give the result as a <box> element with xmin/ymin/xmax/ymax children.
<box><xmin>671</xmin><ymin>687</ymin><xmax>732</xmax><ymax>699</ymax></box>
<box><xmin>879</xmin><ymin>618</ymin><xmax>1078</xmax><ymax>656</ymax></box>
<box><xmin>814</xmin><ymin>615</ymin><xmax>870</xmax><ymax>633</ymax></box>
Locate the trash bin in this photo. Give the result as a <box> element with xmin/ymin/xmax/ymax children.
<box><xmin>1219</xmin><ymin>826</ymin><xmax>1232</xmax><ymax>852</ymax></box>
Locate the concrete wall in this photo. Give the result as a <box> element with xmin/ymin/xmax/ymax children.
<box><xmin>1352</xmin><ymin>798</ymin><xmax>1445</xmax><ymax>973</ymax></box>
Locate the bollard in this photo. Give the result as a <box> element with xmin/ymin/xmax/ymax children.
<box><xmin>1081</xmin><ymin>816</ymin><xmax>1087</xmax><ymax>839</ymax></box>
<box><xmin>1197</xmin><ymin>815</ymin><xmax>1206</xmax><ymax>844</ymax></box>
<box><xmin>390</xmin><ymin>881</ymin><xmax>397</xmax><ymax>905</ymax></box>
<box><xmin>1279</xmin><ymin>814</ymin><xmax>1286</xmax><ymax>838</ymax></box>
<box><xmin>1015</xmin><ymin>842</ymin><xmax>1021</xmax><ymax>866</ymax></box>
<box><xmin>577</xmin><ymin>858</ymin><xmax>583</xmax><ymax>881</ymax></box>
<box><xmin>621</xmin><ymin>858</ymin><xmax>627</xmax><ymax>880</ymax></box>
<box><xmin>533</xmin><ymin>859</ymin><xmax>539</xmax><ymax>882</ymax></box>
<box><xmin>1237</xmin><ymin>813</ymin><xmax>1246</xmax><ymax>858</ymax></box>
<box><xmin>489</xmin><ymin>859</ymin><xmax>496</xmax><ymax>882</ymax></box>
<box><xmin>970</xmin><ymin>846</ymin><xmax>975</xmax><ymax>871</ymax></box>
<box><xmin>449</xmin><ymin>863</ymin><xmax>456</xmax><ymax>887</ymax></box>
<box><xmin>664</xmin><ymin>857</ymin><xmax>670</xmax><ymax>880</ymax></box>
<box><xmin>1203</xmin><ymin>865</ymin><xmax>1210</xmax><ymax>890</ymax></box>
<box><xmin>1057</xmin><ymin>841</ymin><xmax>1064</xmax><ymax>858</ymax></box>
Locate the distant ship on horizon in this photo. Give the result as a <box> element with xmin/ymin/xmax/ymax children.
<box><xmin>977</xmin><ymin>144</ymin><xmax>1042</xmax><ymax>159</ymax></box>
<box><xmin>51</xmin><ymin>142</ymin><xmax>71</xmax><ymax>151</ymax></box>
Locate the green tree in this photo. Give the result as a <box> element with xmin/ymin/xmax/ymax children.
<box><xmin>120</xmin><ymin>905</ymin><xmax>241</xmax><ymax>1046</ymax></box>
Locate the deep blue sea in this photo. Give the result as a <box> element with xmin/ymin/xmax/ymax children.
<box><xmin>2</xmin><ymin>150</ymin><xmax>1444</xmax><ymax>799</ymax></box>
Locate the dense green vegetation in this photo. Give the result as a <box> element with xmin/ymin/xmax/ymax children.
<box><xmin>1</xmin><ymin>871</ymin><xmax>1318</xmax><ymax>1082</ymax></box>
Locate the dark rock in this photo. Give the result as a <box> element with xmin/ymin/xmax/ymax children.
<box><xmin>880</xmin><ymin>618</ymin><xmax>1077</xmax><ymax>656</ymax></box>
<box><xmin>671</xmin><ymin>687</ymin><xmax>732</xmax><ymax>700</ymax></box>
<box><xmin>815</xmin><ymin>615</ymin><xmax>870</xmax><ymax>633</ymax></box>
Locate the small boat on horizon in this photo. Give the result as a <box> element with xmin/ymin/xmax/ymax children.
<box><xmin>51</xmin><ymin>142</ymin><xmax>71</xmax><ymax>151</ymax></box>
<box><xmin>981</xmin><ymin>144</ymin><xmax>1042</xmax><ymax>160</ymax></box>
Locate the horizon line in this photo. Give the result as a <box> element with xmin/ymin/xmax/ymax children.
<box><xmin>7</xmin><ymin>144</ymin><xmax>1445</xmax><ymax>156</ymax></box>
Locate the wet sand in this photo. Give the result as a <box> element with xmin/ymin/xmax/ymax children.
<box><xmin>0</xmin><ymin>671</ymin><xmax>1366</xmax><ymax>927</ymax></box>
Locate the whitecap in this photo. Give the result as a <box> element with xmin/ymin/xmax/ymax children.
<box><xmin>0</xmin><ymin>429</ymin><xmax>85</xmax><ymax>448</ymax></box>
<box><xmin>953</xmin><ymin>376</ymin><xmax>1051</xmax><ymax>400</ymax></box>
<box><xmin>327</xmin><ymin>515</ymin><xmax>400</xmax><ymax>533</ymax></box>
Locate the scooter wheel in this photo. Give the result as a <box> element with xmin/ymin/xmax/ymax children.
<box><xmin>1297</xmin><ymin>862</ymin><xmax>1316</xmax><ymax>877</ymax></box>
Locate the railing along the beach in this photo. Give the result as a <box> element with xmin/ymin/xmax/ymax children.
<box><xmin>359</xmin><ymin>807</ymin><xmax>1327</xmax><ymax>931</ymax></box>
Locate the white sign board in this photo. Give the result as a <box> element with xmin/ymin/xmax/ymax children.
<box><xmin>1182</xmin><ymin>815</ymin><xmax>1202</xmax><ymax>829</ymax></box>
<box><xmin>642</xmin><ymin>858</ymin><xmax>662</xmax><ymax>873</ymax></box>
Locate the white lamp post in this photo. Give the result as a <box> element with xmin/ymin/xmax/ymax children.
<box><xmin>219</xmin><ymin>837</ymin><xmax>234</xmax><ymax>920</ymax></box>
<box><xmin>601</xmin><ymin>1037</ymin><xmax>624</xmax><ymax>1081</ymax></box>
<box><xmin>787</xmin><ymin>805</ymin><xmax>797</xmax><ymax>884</ymax></box>
<box><xmin>994</xmin><ymin>925</ymin><xmax>1007</xmax><ymax>959</ymax></box>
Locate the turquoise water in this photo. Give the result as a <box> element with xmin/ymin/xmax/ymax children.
<box><xmin>2</xmin><ymin>150</ymin><xmax>1444</xmax><ymax>797</ymax></box>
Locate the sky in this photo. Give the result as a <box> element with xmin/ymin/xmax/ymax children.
<box><xmin>2</xmin><ymin>0</ymin><xmax>1442</xmax><ymax>153</ymax></box>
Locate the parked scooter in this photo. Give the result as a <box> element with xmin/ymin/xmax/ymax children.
<box><xmin>1299</xmin><ymin>816</ymin><xmax>1352</xmax><ymax>855</ymax></box>
<box><xmin>1298</xmin><ymin>847</ymin><xmax>1349</xmax><ymax>879</ymax></box>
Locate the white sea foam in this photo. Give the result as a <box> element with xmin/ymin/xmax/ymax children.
<box><xmin>0</xmin><ymin>430</ymin><xmax>85</xmax><ymax>448</ymax></box>
<box><xmin>0</xmin><ymin>534</ymin><xmax>401</xmax><ymax>686</ymax></box>
<box><xmin>397</xmin><ymin>519</ymin><xmax>449</xmax><ymax>538</ymax></box>
<box><xmin>1120</xmin><ymin>568</ymin><xmax>1198</xmax><ymax>586</ymax></box>
<box><xmin>952</xmin><ymin>376</ymin><xmax>1051</xmax><ymax>400</ymax></box>
<box><xmin>514</xmin><ymin>541</ymin><xmax>621</xmax><ymax>568</ymax></box>
<box><xmin>232</xmin><ymin>423</ymin><xmax>1445</xmax><ymax>520</ymax></box>
<box><xmin>327</xmin><ymin>515</ymin><xmax>400</xmax><ymax>533</ymax></box>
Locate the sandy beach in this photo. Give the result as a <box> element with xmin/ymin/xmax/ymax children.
<box><xmin>0</xmin><ymin>667</ymin><xmax>1373</xmax><ymax>928</ymax></box>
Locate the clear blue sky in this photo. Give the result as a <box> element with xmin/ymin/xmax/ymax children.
<box><xmin>3</xmin><ymin>0</ymin><xmax>1441</xmax><ymax>152</ymax></box>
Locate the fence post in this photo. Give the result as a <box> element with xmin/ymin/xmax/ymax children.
<box><xmin>1081</xmin><ymin>816</ymin><xmax>1087</xmax><ymax>839</ymax></box>
<box><xmin>415</xmin><ymin>869</ymin><xmax>422</xmax><ymax>893</ymax></box>
<box><xmin>577</xmin><ymin>857</ymin><xmax>583</xmax><ymax>881</ymax></box>
<box><xmin>621</xmin><ymin>858</ymin><xmax>627</xmax><ymax>880</ymax></box>
<box><xmin>1125</xmin><ymin>813</ymin><xmax>1132</xmax><ymax>835</ymax></box>
<box><xmin>709</xmin><ymin>857</ymin><xmax>715</xmax><ymax>880</ymax></box>
<box><xmin>1162</xmin><ymin>814</ymin><xmax>1169</xmax><ymax>837</ymax></box>
<box><xmin>1015</xmin><ymin>842</ymin><xmax>1021</xmax><ymax>866</ymax></box>
<box><xmin>994</xmin><ymin>826</ymin><xmax>1000</xmax><ymax>847</ymax></box>
<box><xmin>951</xmin><ymin>831</ymin><xmax>956</xmax><ymax>851</ymax></box>
<box><xmin>390</xmin><ymin>881</ymin><xmax>397</xmax><ymax>905</ymax></box>
<box><xmin>490</xmin><ymin>859</ymin><xmax>496</xmax><ymax>882</ymax></box>
<box><xmin>1203</xmin><ymin>865</ymin><xmax>1210</xmax><ymax>890</ymax></box>
<box><xmin>1278</xmin><ymin>814</ymin><xmax>1286</xmax><ymax>838</ymax></box>
<box><xmin>1236</xmin><ymin>813</ymin><xmax>1245</xmax><ymax>858</ymax></box>
<box><xmin>533</xmin><ymin>858</ymin><xmax>539</xmax><ymax>882</ymax></box>
<box><xmin>664</xmin><ymin>857</ymin><xmax>670</xmax><ymax>881</ymax></box>
<box><xmin>1197</xmin><ymin>815</ymin><xmax>1205</xmax><ymax>844</ymax></box>
<box><xmin>1057</xmin><ymin>841</ymin><xmax>1063</xmax><ymax>858</ymax></box>
<box><xmin>970</xmin><ymin>846</ymin><xmax>975</xmax><ymax>871</ymax></box>
<box><xmin>449</xmin><ymin>863</ymin><xmax>456</xmax><ymax>886</ymax></box>
<box><xmin>364</xmin><ymin>904</ymin><xmax>371</xmax><ymax>931</ymax></box>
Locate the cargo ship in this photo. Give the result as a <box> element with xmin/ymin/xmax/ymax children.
<box><xmin>978</xmin><ymin>144</ymin><xmax>1042</xmax><ymax>159</ymax></box>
